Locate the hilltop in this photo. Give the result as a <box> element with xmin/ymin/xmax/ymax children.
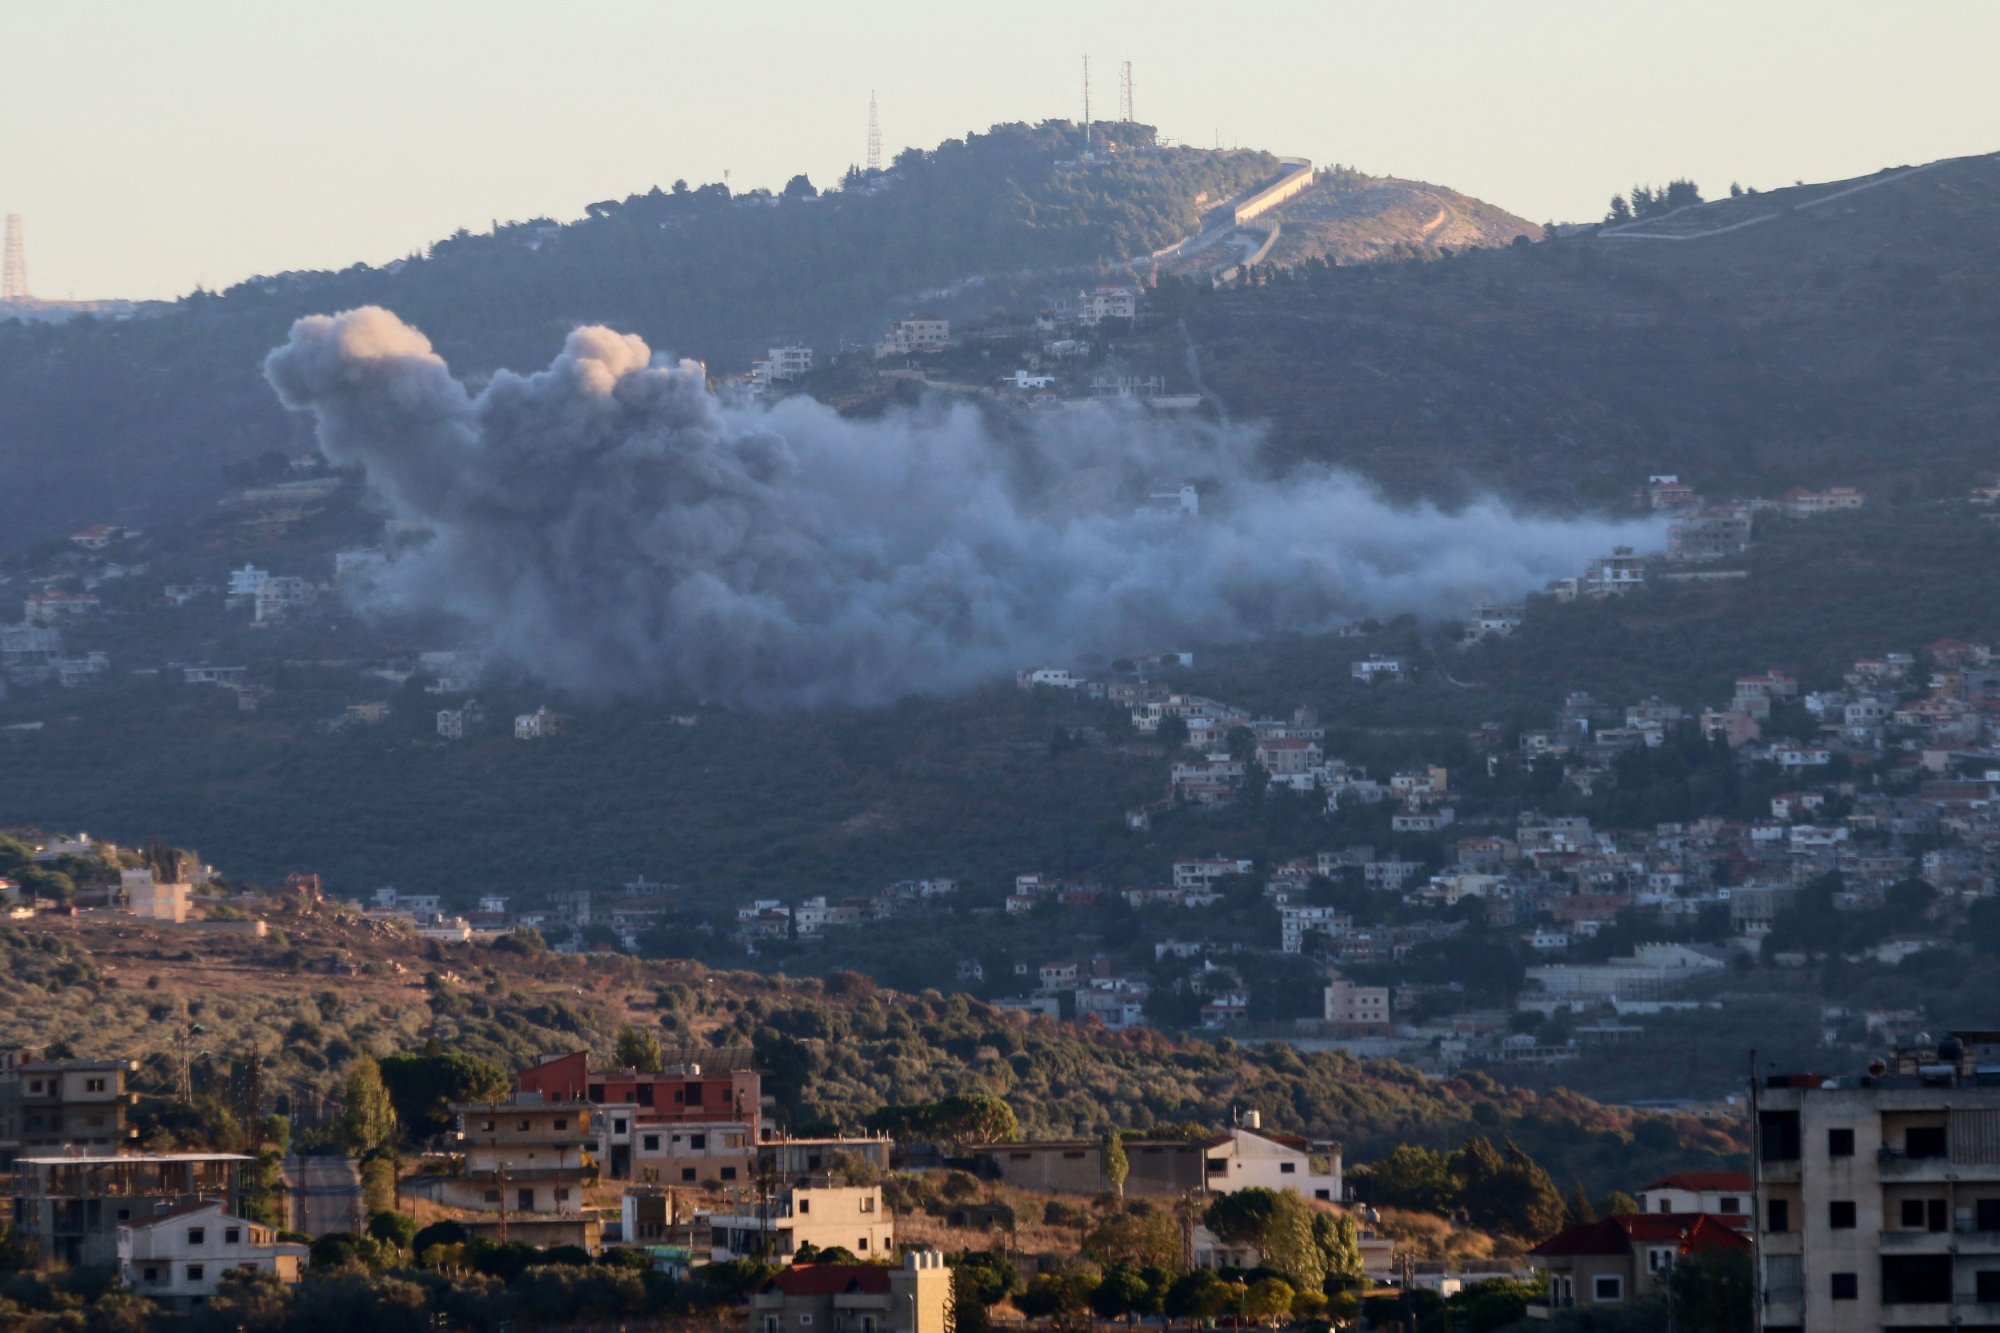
<box><xmin>1150</xmin><ymin>151</ymin><xmax>2000</xmax><ymax>508</ymax></box>
<box><xmin>0</xmin><ymin>124</ymin><xmax>1555</xmax><ymax>554</ymax></box>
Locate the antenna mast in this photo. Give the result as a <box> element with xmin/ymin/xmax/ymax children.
<box><xmin>866</xmin><ymin>90</ymin><xmax>883</xmax><ymax>173</ymax></box>
<box><xmin>2</xmin><ymin>215</ymin><xmax>26</xmax><ymax>301</ymax></box>
<box><xmin>1119</xmin><ymin>60</ymin><xmax>1134</xmax><ymax>124</ymax></box>
<box><xmin>1081</xmin><ymin>55</ymin><xmax>1092</xmax><ymax>153</ymax></box>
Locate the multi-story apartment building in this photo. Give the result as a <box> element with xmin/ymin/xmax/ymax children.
<box><xmin>1755</xmin><ymin>1030</ymin><xmax>2000</xmax><ymax>1331</ymax></box>
<box><xmin>0</xmin><ymin>1047</ymin><xmax>139</xmax><ymax>1167</ymax></box>
<box><xmin>518</xmin><ymin>1049</ymin><xmax>768</xmax><ymax>1183</ymax></box>
<box><xmin>401</xmin><ymin>1097</ymin><xmax>594</xmax><ymax>1216</ymax></box>
<box><xmin>11</xmin><ymin>1153</ymin><xmax>250</xmax><ymax>1267</ymax></box>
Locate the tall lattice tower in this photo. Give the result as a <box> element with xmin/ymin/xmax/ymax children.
<box><xmin>1119</xmin><ymin>60</ymin><xmax>1134</xmax><ymax>124</ymax></box>
<box><xmin>866</xmin><ymin>91</ymin><xmax>883</xmax><ymax>173</ymax></box>
<box><xmin>1081</xmin><ymin>55</ymin><xmax>1092</xmax><ymax>151</ymax></box>
<box><xmin>1</xmin><ymin>215</ymin><xmax>26</xmax><ymax>301</ymax></box>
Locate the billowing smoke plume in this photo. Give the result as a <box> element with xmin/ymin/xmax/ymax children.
<box><xmin>265</xmin><ymin>307</ymin><xmax>1662</xmax><ymax>709</ymax></box>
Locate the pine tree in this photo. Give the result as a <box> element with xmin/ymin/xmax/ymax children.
<box><xmin>1567</xmin><ymin>1181</ymin><xmax>1597</xmax><ymax>1226</ymax></box>
<box><xmin>1259</xmin><ymin>1191</ymin><xmax>1325</xmax><ymax>1293</ymax></box>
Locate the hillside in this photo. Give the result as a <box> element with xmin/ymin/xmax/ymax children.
<box><xmin>1153</xmin><ymin>151</ymin><xmax>2000</xmax><ymax>508</ymax></box>
<box><xmin>0</xmin><ymin>121</ymin><xmax>1276</xmax><ymax>552</ymax></box>
<box><xmin>1261</xmin><ymin>166</ymin><xmax>1542</xmax><ymax>265</ymax></box>
<box><xmin>0</xmin><ymin>910</ymin><xmax>1741</xmax><ymax>1193</ymax></box>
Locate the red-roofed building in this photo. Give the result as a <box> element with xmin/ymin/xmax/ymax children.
<box><xmin>751</xmin><ymin>1253</ymin><xmax>951</xmax><ymax>1333</ymax></box>
<box><xmin>1528</xmin><ymin>1213</ymin><xmax>1749</xmax><ymax>1316</ymax></box>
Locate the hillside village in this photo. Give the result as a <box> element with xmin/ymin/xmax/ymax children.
<box><xmin>0</xmin><ymin>902</ymin><xmax>1757</xmax><ymax>1330</ymax></box>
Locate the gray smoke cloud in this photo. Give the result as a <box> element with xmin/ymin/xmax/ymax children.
<box><xmin>264</xmin><ymin>307</ymin><xmax>1664</xmax><ymax>709</ymax></box>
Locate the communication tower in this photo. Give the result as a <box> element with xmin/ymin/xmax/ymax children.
<box><xmin>1119</xmin><ymin>60</ymin><xmax>1134</xmax><ymax>124</ymax></box>
<box><xmin>1</xmin><ymin>215</ymin><xmax>26</xmax><ymax>301</ymax></box>
<box><xmin>1082</xmin><ymin>55</ymin><xmax>1092</xmax><ymax>152</ymax></box>
<box><xmin>866</xmin><ymin>90</ymin><xmax>883</xmax><ymax>173</ymax></box>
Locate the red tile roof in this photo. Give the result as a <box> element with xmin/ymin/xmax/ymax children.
<box><xmin>1531</xmin><ymin>1213</ymin><xmax>1749</xmax><ymax>1258</ymax></box>
<box><xmin>768</xmin><ymin>1264</ymin><xmax>895</xmax><ymax>1297</ymax></box>
<box><xmin>1642</xmin><ymin>1170</ymin><xmax>1749</xmax><ymax>1193</ymax></box>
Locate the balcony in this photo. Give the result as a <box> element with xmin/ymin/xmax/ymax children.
<box><xmin>1878</xmin><ymin>1148</ymin><xmax>1957</xmax><ymax>1179</ymax></box>
<box><xmin>1880</xmin><ymin>1230</ymin><xmax>1954</xmax><ymax>1252</ymax></box>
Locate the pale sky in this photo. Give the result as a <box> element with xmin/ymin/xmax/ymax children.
<box><xmin>7</xmin><ymin>0</ymin><xmax>1997</xmax><ymax>301</ymax></box>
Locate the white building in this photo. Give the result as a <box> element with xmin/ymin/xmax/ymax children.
<box><xmin>515</xmin><ymin>706</ymin><xmax>564</xmax><ymax>740</ymax></box>
<box><xmin>1081</xmin><ymin>286</ymin><xmax>1138</xmax><ymax>324</ymax></box>
<box><xmin>1202</xmin><ymin>1121</ymin><xmax>1343</xmax><ymax>1203</ymax></box>
<box><xmin>120</xmin><ymin>869</ymin><xmax>189</xmax><ymax>924</ymax></box>
<box><xmin>875</xmin><ymin>316</ymin><xmax>949</xmax><ymax>358</ymax></box>
<box><xmin>118</xmin><ymin>1200</ymin><xmax>307</xmax><ymax>1303</ymax></box>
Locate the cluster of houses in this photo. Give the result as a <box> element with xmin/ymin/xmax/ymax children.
<box><xmin>997</xmin><ymin>633</ymin><xmax>2000</xmax><ymax>1072</ymax></box>
<box><xmin>732</xmin><ymin>879</ymin><xmax>959</xmax><ymax>948</ymax></box>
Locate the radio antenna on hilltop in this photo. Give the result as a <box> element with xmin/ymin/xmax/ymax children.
<box><xmin>1119</xmin><ymin>60</ymin><xmax>1134</xmax><ymax>124</ymax></box>
<box><xmin>2</xmin><ymin>215</ymin><xmax>27</xmax><ymax>301</ymax></box>
<box><xmin>1081</xmin><ymin>55</ymin><xmax>1092</xmax><ymax>153</ymax></box>
<box><xmin>866</xmin><ymin>90</ymin><xmax>883</xmax><ymax>173</ymax></box>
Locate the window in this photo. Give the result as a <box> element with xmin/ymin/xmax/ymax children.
<box><xmin>556</xmin><ymin>1188</ymin><xmax>570</xmax><ymax>1203</ymax></box>
<box><xmin>1591</xmin><ymin>1275</ymin><xmax>1622</xmax><ymax>1303</ymax></box>
<box><xmin>553</xmin><ymin>1118</ymin><xmax>568</xmax><ymax>1131</ymax></box>
<box><xmin>1979</xmin><ymin>1271</ymin><xmax>2000</xmax><ymax>1304</ymax></box>
<box><xmin>1827</xmin><ymin>1127</ymin><xmax>1854</xmax><ymax>1157</ymax></box>
<box><xmin>1829</xmin><ymin>1200</ymin><xmax>1857</xmax><ymax>1229</ymax></box>
<box><xmin>1764</xmin><ymin>1254</ymin><xmax>1803</xmax><ymax>1304</ymax></box>
<box><xmin>1767</xmin><ymin>1199</ymin><xmax>1790</xmax><ymax>1233</ymax></box>
<box><xmin>481</xmin><ymin>1120</ymin><xmax>495</xmax><ymax>1132</ymax></box>
<box><xmin>1902</xmin><ymin>1199</ymin><xmax>1927</xmax><ymax>1228</ymax></box>
<box><xmin>1760</xmin><ymin>1111</ymin><xmax>1801</xmax><ymax>1162</ymax></box>
<box><xmin>142</xmin><ymin>1266</ymin><xmax>159</xmax><ymax>1283</ymax></box>
<box><xmin>857</xmin><ymin>1237</ymin><xmax>868</xmax><ymax>1252</ymax></box>
<box><xmin>186</xmin><ymin>1264</ymin><xmax>205</xmax><ymax>1283</ymax></box>
<box><xmin>189</xmin><ymin>1227</ymin><xmax>205</xmax><ymax>1246</ymax></box>
<box><xmin>763</xmin><ymin>1318</ymin><xmax>779</xmax><ymax>1333</ymax></box>
<box><xmin>1279</xmin><ymin>1162</ymin><xmax>1296</xmax><ymax>1174</ymax></box>
<box><xmin>1979</xmin><ymin>1198</ymin><xmax>2000</xmax><ymax>1231</ymax></box>
<box><xmin>1206</xmin><ymin>1158</ymin><xmax>1228</xmax><ymax>1174</ymax></box>
<box><xmin>799</xmin><ymin>1316</ymin><xmax>812</xmax><ymax>1327</ymax></box>
<box><xmin>1719</xmin><ymin>1196</ymin><xmax>1741</xmax><ymax>1213</ymax></box>
<box><xmin>721</xmin><ymin>1167</ymin><xmax>738</xmax><ymax>1181</ymax></box>
<box><xmin>798</xmin><ymin>1199</ymin><xmax>811</xmax><ymax>1214</ymax></box>
<box><xmin>224</xmin><ymin>1228</ymin><xmax>240</xmax><ymax>1245</ymax></box>
<box><xmin>1881</xmin><ymin>1254</ymin><xmax>1952</xmax><ymax>1305</ymax></box>
<box><xmin>1906</xmin><ymin>1125</ymin><xmax>1948</xmax><ymax>1159</ymax></box>
<box><xmin>85</xmin><ymin>1078</ymin><xmax>105</xmax><ymax>1093</ymax></box>
<box><xmin>518</xmin><ymin>1119</ymin><xmax>532</xmax><ymax>1132</ymax></box>
<box><xmin>1648</xmin><ymin>1247</ymin><xmax>1675</xmax><ymax>1273</ymax></box>
<box><xmin>1830</xmin><ymin>1272</ymin><xmax>1857</xmax><ymax>1301</ymax></box>
<box><xmin>614</xmin><ymin>1119</ymin><xmax>627</xmax><ymax>1134</ymax></box>
<box><xmin>484</xmin><ymin>1190</ymin><xmax>501</xmax><ymax>1204</ymax></box>
<box><xmin>681</xmin><ymin>1169</ymin><xmax>696</xmax><ymax>1182</ymax></box>
<box><xmin>518</xmin><ymin>1189</ymin><xmax>535</xmax><ymax>1212</ymax></box>
<box><xmin>1315</xmin><ymin>1189</ymin><xmax>1330</xmax><ymax>1201</ymax></box>
<box><xmin>860</xmin><ymin>1196</ymin><xmax>875</xmax><ymax>1213</ymax></box>
<box><xmin>690</xmin><ymin>1134</ymin><xmax>707</xmax><ymax>1150</ymax></box>
<box><xmin>643</xmin><ymin>1135</ymin><xmax>660</xmax><ymax>1152</ymax></box>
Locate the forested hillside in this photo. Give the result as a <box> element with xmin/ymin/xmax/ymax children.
<box><xmin>0</xmin><ymin>121</ymin><xmax>1274</xmax><ymax>551</ymax></box>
